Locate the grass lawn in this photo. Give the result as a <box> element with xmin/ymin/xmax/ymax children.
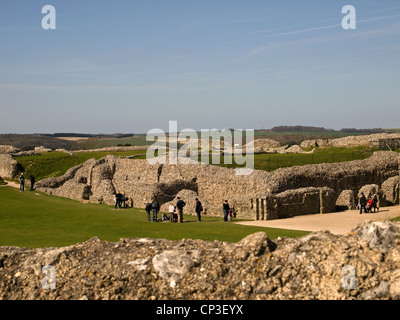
<box><xmin>217</xmin><ymin>146</ymin><xmax>373</xmax><ymax>172</ymax></box>
<box><xmin>15</xmin><ymin>151</ymin><xmax>147</xmax><ymax>181</ymax></box>
<box><xmin>0</xmin><ymin>187</ymin><xmax>309</xmax><ymax>248</ymax></box>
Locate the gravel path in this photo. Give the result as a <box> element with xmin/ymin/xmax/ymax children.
<box><xmin>235</xmin><ymin>205</ymin><xmax>400</xmax><ymax>235</ymax></box>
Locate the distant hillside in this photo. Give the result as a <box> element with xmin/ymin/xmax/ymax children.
<box><xmin>0</xmin><ymin>133</ymin><xmax>136</xmax><ymax>150</ymax></box>
<box><xmin>256</xmin><ymin>126</ymin><xmax>388</xmax><ymax>145</ymax></box>
<box><xmin>270</xmin><ymin>125</ymin><xmax>335</xmax><ymax>132</ymax></box>
<box><xmin>0</xmin><ymin>134</ymin><xmax>75</xmax><ymax>150</ymax></box>
<box><xmin>270</xmin><ymin>125</ymin><xmax>385</xmax><ymax>134</ymax></box>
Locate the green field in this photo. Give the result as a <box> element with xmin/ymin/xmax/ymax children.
<box><xmin>15</xmin><ymin>151</ymin><xmax>147</xmax><ymax>181</ymax></box>
<box><xmin>0</xmin><ymin>187</ymin><xmax>308</xmax><ymax>248</ymax></box>
<box><xmin>74</xmin><ymin>135</ymin><xmax>153</xmax><ymax>149</ymax></box>
<box><xmin>216</xmin><ymin>146</ymin><xmax>375</xmax><ymax>172</ymax></box>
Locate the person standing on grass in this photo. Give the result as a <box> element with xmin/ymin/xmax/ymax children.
<box><xmin>145</xmin><ymin>202</ymin><xmax>152</xmax><ymax>221</ymax></box>
<box><xmin>223</xmin><ymin>200</ymin><xmax>230</xmax><ymax>222</ymax></box>
<box><xmin>195</xmin><ymin>198</ymin><xmax>203</xmax><ymax>222</ymax></box>
<box><xmin>30</xmin><ymin>174</ymin><xmax>35</xmax><ymax>191</ymax></box>
<box><xmin>176</xmin><ymin>197</ymin><xmax>186</xmax><ymax>223</ymax></box>
<box><xmin>152</xmin><ymin>201</ymin><xmax>159</xmax><ymax>222</ymax></box>
<box><xmin>114</xmin><ymin>192</ymin><xmax>122</xmax><ymax>209</ymax></box>
<box><xmin>168</xmin><ymin>202</ymin><xmax>175</xmax><ymax>222</ymax></box>
<box><xmin>19</xmin><ymin>173</ymin><xmax>25</xmax><ymax>192</ymax></box>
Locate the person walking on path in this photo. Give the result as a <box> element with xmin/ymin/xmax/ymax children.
<box><xmin>176</xmin><ymin>197</ymin><xmax>186</xmax><ymax>223</ymax></box>
<box><xmin>152</xmin><ymin>201</ymin><xmax>159</xmax><ymax>222</ymax></box>
<box><xmin>223</xmin><ymin>200</ymin><xmax>230</xmax><ymax>222</ymax></box>
<box><xmin>359</xmin><ymin>192</ymin><xmax>367</xmax><ymax>214</ymax></box>
<box><xmin>168</xmin><ymin>202</ymin><xmax>175</xmax><ymax>222</ymax></box>
<box><xmin>371</xmin><ymin>192</ymin><xmax>379</xmax><ymax>213</ymax></box>
<box><xmin>145</xmin><ymin>202</ymin><xmax>152</xmax><ymax>221</ymax></box>
<box><xmin>19</xmin><ymin>173</ymin><xmax>25</xmax><ymax>192</ymax></box>
<box><xmin>195</xmin><ymin>198</ymin><xmax>203</xmax><ymax>222</ymax></box>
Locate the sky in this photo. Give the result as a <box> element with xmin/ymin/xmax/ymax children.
<box><xmin>0</xmin><ymin>0</ymin><xmax>399</xmax><ymax>134</ymax></box>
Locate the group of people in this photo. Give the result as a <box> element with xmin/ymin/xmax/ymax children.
<box><xmin>358</xmin><ymin>191</ymin><xmax>379</xmax><ymax>214</ymax></box>
<box><xmin>145</xmin><ymin>197</ymin><xmax>189</xmax><ymax>223</ymax></box>
<box><xmin>145</xmin><ymin>198</ymin><xmax>235</xmax><ymax>223</ymax></box>
<box><xmin>19</xmin><ymin>173</ymin><xmax>35</xmax><ymax>192</ymax></box>
<box><xmin>114</xmin><ymin>192</ymin><xmax>130</xmax><ymax>209</ymax></box>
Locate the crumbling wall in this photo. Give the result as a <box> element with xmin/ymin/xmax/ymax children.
<box><xmin>2</xmin><ymin>220</ymin><xmax>400</xmax><ymax>300</ymax></box>
<box><xmin>35</xmin><ymin>152</ymin><xmax>400</xmax><ymax>220</ymax></box>
<box><xmin>233</xmin><ymin>187</ymin><xmax>336</xmax><ymax>220</ymax></box>
<box><xmin>0</xmin><ymin>154</ymin><xmax>20</xmax><ymax>179</ymax></box>
<box><xmin>381</xmin><ymin>176</ymin><xmax>400</xmax><ymax>206</ymax></box>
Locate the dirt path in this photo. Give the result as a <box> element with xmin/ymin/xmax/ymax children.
<box><xmin>235</xmin><ymin>206</ymin><xmax>400</xmax><ymax>235</ymax></box>
<box><xmin>0</xmin><ymin>181</ymin><xmax>23</xmax><ymax>189</ymax></box>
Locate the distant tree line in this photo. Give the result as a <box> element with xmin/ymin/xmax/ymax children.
<box><xmin>270</xmin><ymin>126</ymin><xmax>386</xmax><ymax>134</ymax></box>
<box><xmin>42</xmin><ymin>133</ymin><xmax>135</xmax><ymax>138</ymax></box>
<box><xmin>339</xmin><ymin>128</ymin><xmax>385</xmax><ymax>134</ymax></box>
<box><xmin>270</xmin><ymin>126</ymin><xmax>335</xmax><ymax>132</ymax></box>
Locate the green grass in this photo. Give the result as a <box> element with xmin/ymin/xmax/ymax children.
<box><xmin>15</xmin><ymin>151</ymin><xmax>147</xmax><ymax>181</ymax></box>
<box><xmin>0</xmin><ymin>186</ymin><xmax>309</xmax><ymax>248</ymax></box>
<box><xmin>216</xmin><ymin>146</ymin><xmax>373</xmax><ymax>172</ymax></box>
<box><xmin>75</xmin><ymin>135</ymin><xmax>153</xmax><ymax>149</ymax></box>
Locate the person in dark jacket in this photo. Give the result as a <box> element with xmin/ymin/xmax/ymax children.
<box><xmin>371</xmin><ymin>192</ymin><xmax>379</xmax><ymax>213</ymax></box>
<box><xmin>19</xmin><ymin>173</ymin><xmax>25</xmax><ymax>192</ymax></box>
<box><xmin>359</xmin><ymin>192</ymin><xmax>367</xmax><ymax>214</ymax></box>
<box><xmin>195</xmin><ymin>198</ymin><xmax>203</xmax><ymax>222</ymax></box>
<box><xmin>115</xmin><ymin>192</ymin><xmax>122</xmax><ymax>209</ymax></box>
<box><xmin>145</xmin><ymin>202</ymin><xmax>152</xmax><ymax>221</ymax></box>
<box><xmin>151</xmin><ymin>201</ymin><xmax>159</xmax><ymax>222</ymax></box>
<box><xmin>30</xmin><ymin>175</ymin><xmax>36</xmax><ymax>191</ymax></box>
<box><xmin>223</xmin><ymin>200</ymin><xmax>230</xmax><ymax>222</ymax></box>
<box><xmin>176</xmin><ymin>197</ymin><xmax>186</xmax><ymax>223</ymax></box>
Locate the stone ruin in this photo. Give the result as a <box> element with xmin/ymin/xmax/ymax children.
<box><xmin>33</xmin><ymin>151</ymin><xmax>400</xmax><ymax>220</ymax></box>
<box><xmin>0</xmin><ymin>154</ymin><xmax>20</xmax><ymax>180</ymax></box>
<box><xmin>300</xmin><ymin>133</ymin><xmax>400</xmax><ymax>148</ymax></box>
<box><xmin>1</xmin><ymin>220</ymin><xmax>400</xmax><ymax>300</ymax></box>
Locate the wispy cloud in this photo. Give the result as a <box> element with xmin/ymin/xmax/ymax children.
<box><xmin>233</xmin><ymin>13</ymin><xmax>400</xmax><ymax>62</ymax></box>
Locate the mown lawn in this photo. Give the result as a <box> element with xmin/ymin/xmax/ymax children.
<box><xmin>15</xmin><ymin>151</ymin><xmax>147</xmax><ymax>181</ymax></box>
<box><xmin>0</xmin><ymin>187</ymin><xmax>309</xmax><ymax>248</ymax></box>
<box><xmin>217</xmin><ymin>146</ymin><xmax>374</xmax><ymax>172</ymax></box>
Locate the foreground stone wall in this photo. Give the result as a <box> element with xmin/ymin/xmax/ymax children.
<box><xmin>1</xmin><ymin>221</ymin><xmax>400</xmax><ymax>300</ymax></box>
<box><xmin>35</xmin><ymin>152</ymin><xmax>400</xmax><ymax>220</ymax></box>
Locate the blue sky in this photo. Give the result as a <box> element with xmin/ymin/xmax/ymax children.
<box><xmin>1</xmin><ymin>0</ymin><xmax>399</xmax><ymax>134</ymax></box>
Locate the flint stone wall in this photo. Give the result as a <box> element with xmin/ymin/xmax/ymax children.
<box><xmin>233</xmin><ymin>187</ymin><xmax>336</xmax><ymax>220</ymax></box>
<box><xmin>300</xmin><ymin>133</ymin><xmax>400</xmax><ymax>148</ymax></box>
<box><xmin>0</xmin><ymin>154</ymin><xmax>20</xmax><ymax>179</ymax></box>
<box><xmin>2</xmin><ymin>220</ymin><xmax>400</xmax><ymax>300</ymax></box>
<box><xmin>35</xmin><ymin>152</ymin><xmax>400</xmax><ymax>220</ymax></box>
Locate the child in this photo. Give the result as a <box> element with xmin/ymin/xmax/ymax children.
<box><xmin>228</xmin><ymin>208</ymin><xmax>233</xmax><ymax>221</ymax></box>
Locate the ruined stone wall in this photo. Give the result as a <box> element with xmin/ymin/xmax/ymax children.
<box><xmin>233</xmin><ymin>187</ymin><xmax>336</xmax><ymax>220</ymax></box>
<box><xmin>2</xmin><ymin>220</ymin><xmax>400</xmax><ymax>300</ymax></box>
<box><xmin>0</xmin><ymin>154</ymin><xmax>20</xmax><ymax>179</ymax></box>
<box><xmin>264</xmin><ymin>152</ymin><xmax>399</xmax><ymax>195</ymax></box>
<box><xmin>300</xmin><ymin>133</ymin><xmax>400</xmax><ymax>148</ymax></box>
<box><xmin>35</xmin><ymin>152</ymin><xmax>400</xmax><ymax>220</ymax></box>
